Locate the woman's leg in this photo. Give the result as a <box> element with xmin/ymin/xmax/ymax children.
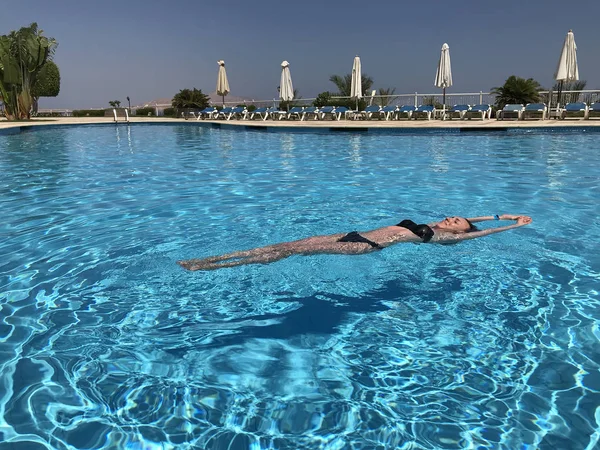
<box><xmin>178</xmin><ymin>249</ymin><xmax>293</xmax><ymax>271</ymax></box>
<box><xmin>177</xmin><ymin>233</ymin><xmax>375</xmax><ymax>271</ymax></box>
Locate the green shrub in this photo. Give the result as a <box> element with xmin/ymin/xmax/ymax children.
<box><xmin>163</xmin><ymin>107</ymin><xmax>175</xmax><ymax>117</ymax></box>
<box><xmin>313</xmin><ymin>92</ymin><xmax>332</xmax><ymax>107</ymax></box>
<box><xmin>313</xmin><ymin>92</ymin><xmax>365</xmax><ymax>110</ymax></box>
<box><xmin>72</xmin><ymin>109</ymin><xmax>105</xmax><ymax>117</ymax></box>
<box><xmin>134</xmin><ymin>107</ymin><xmax>155</xmax><ymax>116</ymax></box>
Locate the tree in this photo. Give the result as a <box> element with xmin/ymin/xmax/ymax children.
<box><xmin>313</xmin><ymin>91</ymin><xmax>332</xmax><ymax>107</ymax></box>
<box><xmin>377</xmin><ymin>87</ymin><xmax>396</xmax><ymax>106</ymax></box>
<box><xmin>171</xmin><ymin>88</ymin><xmax>210</xmax><ymax>111</ymax></box>
<box><xmin>108</xmin><ymin>100</ymin><xmax>121</xmax><ymax>108</ymax></box>
<box><xmin>329</xmin><ymin>73</ymin><xmax>374</xmax><ymax>97</ymax></box>
<box><xmin>552</xmin><ymin>80</ymin><xmax>587</xmax><ymax>103</ymax></box>
<box><xmin>491</xmin><ymin>76</ymin><xmax>542</xmax><ymax>109</ymax></box>
<box><xmin>32</xmin><ymin>60</ymin><xmax>60</xmax><ymax>113</ymax></box>
<box><xmin>0</xmin><ymin>23</ymin><xmax>57</xmax><ymax>120</ymax></box>
<box><xmin>422</xmin><ymin>96</ymin><xmax>443</xmax><ymax>109</ymax></box>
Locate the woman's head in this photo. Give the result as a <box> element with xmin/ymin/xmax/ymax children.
<box><xmin>436</xmin><ymin>216</ymin><xmax>478</xmax><ymax>233</ymax></box>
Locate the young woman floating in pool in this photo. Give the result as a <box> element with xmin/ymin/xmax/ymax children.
<box><xmin>178</xmin><ymin>214</ymin><xmax>532</xmax><ymax>271</ymax></box>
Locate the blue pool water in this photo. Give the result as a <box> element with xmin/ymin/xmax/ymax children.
<box><xmin>1</xmin><ymin>124</ymin><xmax>600</xmax><ymax>449</ymax></box>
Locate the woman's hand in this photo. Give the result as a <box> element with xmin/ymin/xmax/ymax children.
<box><xmin>516</xmin><ymin>216</ymin><xmax>532</xmax><ymax>225</ymax></box>
<box><xmin>500</xmin><ymin>214</ymin><xmax>531</xmax><ymax>223</ymax></box>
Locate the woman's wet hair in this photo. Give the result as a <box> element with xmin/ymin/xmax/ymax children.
<box><xmin>465</xmin><ymin>219</ymin><xmax>478</xmax><ymax>232</ymax></box>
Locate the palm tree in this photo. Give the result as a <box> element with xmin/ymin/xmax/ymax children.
<box><xmin>329</xmin><ymin>73</ymin><xmax>374</xmax><ymax>97</ymax></box>
<box><xmin>491</xmin><ymin>76</ymin><xmax>542</xmax><ymax>109</ymax></box>
<box><xmin>377</xmin><ymin>87</ymin><xmax>396</xmax><ymax>106</ymax></box>
<box><xmin>108</xmin><ymin>100</ymin><xmax>121</xmax><ymax>108</ymax></box>
<box><xmin>551</xmin><ymin>80</ymin><xmax>587</xmax><ymax>104</ymax></box>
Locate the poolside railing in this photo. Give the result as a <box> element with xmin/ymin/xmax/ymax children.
<box><xmin>214</xmin><ymin>90</ymin><xmax>600</xmax><ymax>110</ymax></box>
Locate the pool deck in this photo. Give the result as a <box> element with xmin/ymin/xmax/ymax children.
<box><xmin>1</xmin><ymin>116</ymin><xmax>600</xmax><ymax>132</ymax></box>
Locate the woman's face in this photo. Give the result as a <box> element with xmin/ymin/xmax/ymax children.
<box><xmin>437</xmin><ymin>216</ymin><xmax>472</xmax><ymax>232</ymax></box>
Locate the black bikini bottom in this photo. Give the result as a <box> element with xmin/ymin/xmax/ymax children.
<box><xmin>338</xmin><ymin>231</ymin><xmax>383</xmax><ymax>249</ymax></box>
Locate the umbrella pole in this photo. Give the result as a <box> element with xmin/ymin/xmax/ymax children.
<box><xmin>442</xmin><ymin>87</ymin><xmax>446</xmax><ymax>119</ymax></box>
<box><xmin>222</xmin><ymin>95</ymin><xmax>225</xmax><ymax>107</ymax></box>
<box><xmin>557</xmin><ymin>80</ymin><xmax>563</xmax><ymax>109</ymax></box>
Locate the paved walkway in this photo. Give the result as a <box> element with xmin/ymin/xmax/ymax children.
<box><xmin>1</xmin><ymin>116</ymin><xmax>600</xmax><ymax>130</ymax></box>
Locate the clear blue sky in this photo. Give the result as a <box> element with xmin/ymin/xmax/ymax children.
<box><xmin>2</xmin><ymin>0</ymin><xmax>599</xmax><ymax>109</ymax></box>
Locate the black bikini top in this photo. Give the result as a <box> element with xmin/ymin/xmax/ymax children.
<box><xmin>396</xmin><ymin>219</ymin><xmax>434</xmax><ymax>243</ymax></box>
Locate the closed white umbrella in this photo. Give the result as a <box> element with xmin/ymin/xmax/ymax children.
<box><xmin>350</xmin><ymin>56</ymin><xmax>362</xmax><ymax>110</ymax></box>
<box><xmin>279</xmin><ymin>61</ymin><xmax>294</xmax><ymax>109</ymax></box>
<box><xmin>554</xmin><ymin>30</ymin><xmax>579</xmax><ymax>107</ymax></box>
<box><xmin>216</xmin><ymin>60</ymin><xmax>230</xmax><ymax>107</ymax></box>
<box><xmin>434</xmin><ymin>43</ymin><xmax>453</xmax><ymax>113</ymax></box>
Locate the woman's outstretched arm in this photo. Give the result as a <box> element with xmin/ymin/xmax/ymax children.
<box><xmin>448</xmin><ymin>216</ymin><xmax>532</xmax><ymax>242</ymax></box>
<box><xmin>430</xmin><ymin>216</ymin><xmax>531</xmax><ymax>245</ymax></box>
<box><xmin>466</xmin><ymin>214</ymin><xmax>524</xmax><ymax>223</ymax></box>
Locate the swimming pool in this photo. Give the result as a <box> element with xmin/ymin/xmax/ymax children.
<box><xmin>1</xmin><ymin>124</ymin><xmax>599</xmax><ymax>449</ymax></box>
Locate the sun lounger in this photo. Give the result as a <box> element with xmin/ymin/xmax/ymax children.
<box><xmin>196</xmin><ymin>107</ymin><xmax>217</xmax><ymax>120</ymax></box>
<box><xmin>182</xmin><ymin>111</ymin><xmax>197</xmax><ymax>119</ymax></box>
<box><xmin>333</xmin><ymin>106</ymin><xmax>350</xmax><ymax>120</ymax></box>
<box><xmin>522</xmin><ymin>103</ymin><xmax>547</xmax><ymax>120</ymax></box>
<box><xmin>448</xmin><ymin>104</ymin><xmax>470</xmax><ymax>120</ymax></box>
<box><xmin>301</xmin><ymin>106</ymin><xmax>320</xmax><ymax>121</ymax></box>
<box><xmin>215</xmin><ymin>107</ymin><xmax>234</xmax><ymax>120</ymax></box>
<box><xmin>227</xmin><ymin>106</ymin><xmax>248</xmax><ymax>120</ymax></box>
<box><xmin>268</xmin><ymin>108</ymin><xmax>287</xmax><ymax>120</ymax></box>
<box><xmin>249</xmin><ymin>107</ymin><xmax>269</xmax><ymax>120</ymax></box>
<box><xmin>497</xmin><ymin>104</ymin><xmax>525</xmax><ymax>120</ymax></box>
<box><xmin>561</xmin><ymin>102</ymin><xmax>588</xmax><ymax>120</ymax></box>
<box><xmin>587</xmin><ymin>102</ymin><xmax>600</xmax><ymax>119</ymax></box>
<box><xmin>397</xmin><ymin>105</ymin><xmax>416</xmax><ymax>120</ymax></box>
<box><xmin>359</xmin><ymin>105</ymin><xmax>382</xmax><ymax>120</ymax></box>
<box><xmin>413</xmin><ymin>105</ymin><xmax>435</xmax><ymax>120</ymax></box>
<box><xmin>319</xmin><ymin>106</ymin><xmax>335</xmax><ymax>120</ymax></box>
<box><xmin>286</xmin><ymin>106</ymin><xmax>304</xmax><ymax>120</ymax></box>
<box><xmin>380</xmin><ymin>105</ymin><xmax>398</xmax><ymax>120</ymax></box>
<box><xmin>465</xmin><ymin>104</ymin><xmax>491</xmax><ymax>120</ymax></box>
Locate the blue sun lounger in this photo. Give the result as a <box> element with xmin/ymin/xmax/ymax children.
<box><xmin>319</xmin><ymin>106</ymin><xmax>335</xmax><ymax>120</ymax></box>
<box><xmin>359</xmin><ymin>105</ymin><xmax>382</xmax><ymax>120</ymax></box>
<box><xmin>227</xmin><ymin>106</ymin><xmax>248</xmax><ymax>120</ymax></box>
<box><xmin>196</xmin><ymin>107</ymin><xmax>217</xmax><ymax>120</ymax></box>
<box><xmin>215</xmin><ymin>107</ymin><xmax>234</xmax><ymax>120</ymax></box>
<box><xmin>448</xmin><ymin>104</ymin><xmax>470</xmax><ymax>120</ymax></box>
<box><xmin>561</xmin><ymin>102</ymin><xmax>588</xmax><ymax>119</ymax></box>
<box><xmin>413</xmin><ymin>105</ymin><xmax>435</xmax><ymax>120</ymax></box>
<box><xmin>333</xmin><ymin>106</ymin><xmax>350</xmax><ymax>120</ymax></box>
<box><xmin>249</xmin><ymin>107</ymin><xmax>269</xmax><ymax>120</ymax></box>
<box><xmin>523</xmin><ymin>103</ymin><xmax>547</xmax><ymax>120</ymax></box>
<box><xmin>380</xmin><ymin>105</ymin><xmax>398</xmax><ymax>120</ymax></box>
<box><xmin>497</xmin><ymin>104</ymin><xmax>525</xmax><ymax>120</ymax></box>
<box><xmin>397</xmin><ymin>105</ymin><xmax>416</xmax><ymax>120</ymax></box>
<box><xmin>587</xmin><ymin>102</ymin><xmax>600</xmax><ymax>119</ymax></box>
<box><xmin>268</xmin><ymin>108</ymin><xmax>287</xmax><ymax>120</ymax></box>
<box><xmin>301</xmin><ymin>106</ymin><xmax>320</xmax><ymax>121</ymax></box>
<box><xmin>286</xmin><ymin>106</ymin><xmax>304</xmax><ymax>120</ymax></box>
<box><xmin>466</xmin><ymin>104</ymin><xmax>491</xmax><ymax>120</ymax></box>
